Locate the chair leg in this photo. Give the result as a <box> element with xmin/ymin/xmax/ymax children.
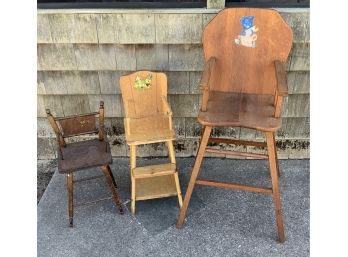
<box><xmin>67</xmin><ymin>173</ymin><xmax>73</xmax><ymax>227</ymax></box>
<box><xmin>101</xmin><ymin>165</ymin><xmax>124</xmax><ymax>215</ymax></box>
<box><xmin>273</xmin><ymin>134</ymin><xmax>281</xmax><ymax>177</ymax></box>
<box><xmin>166</xmin><ymin>140</ymin><xmax>183</xmax><ymax>208</ymax></box>
<box><xmin>174</xmin><ymin>172</ymin><xmax>183</xmax><ymax>208</ymax></box>
<box><xmin>167</xmin><ymin>140</ymin><xmax>176</xmax><ymax>164</ymax></box>
<box><xmin>130</xmin><ymin>145</ymin><xmax>136</xmax><ymax>215</ymax></box>
<box><xmin>176</xmin><ymin>126</ymin><xmax>212</xmax><ymax>228</ymax></box>
<box><xmin>266</xmin><ymin>132</ymin><xmax>285</xmax><ymax>243</ymax></box>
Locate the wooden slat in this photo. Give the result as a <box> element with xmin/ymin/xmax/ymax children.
<box><xmin>135</xmin><ymin>175</ymin><xmax>178</xmax><ymax>200</ymax></box>
<box><xmin>132</xmin><ymin>163</ymin><xmax>176</xmax><ymax>178</ymax></box>
<box><xmin>196</xmin><ymin>179</ymin><xmax>273</xmax><ymax>194</ymax></box>
<box><xmin>208</xmin><ymin>138</ymin><xmax>267</xmax><ymax>148</ymax></box>
<box><xmin>205</xmin><ymin>148</ymin><xmax>268</xmax><ymax>159</ymax></box>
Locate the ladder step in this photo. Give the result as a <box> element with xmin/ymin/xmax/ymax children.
<box><xmin>132</xmin><ymin>163</ymin><xmax>176</xmax><ymax>178</ymax></box>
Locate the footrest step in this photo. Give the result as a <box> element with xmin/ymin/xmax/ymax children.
<box><xmin>133</xmin><ymin>163</ymin><xmax>176</xmax><ymax>178</ymax></box>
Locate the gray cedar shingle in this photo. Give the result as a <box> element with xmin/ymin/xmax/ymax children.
<box><xmin>60</xmin><ymin>95</ymin><xmax>91</xmax><ymax>116</ymax></box>
<box><xmin>169</xmin><ymin>45</ymin><xmax>204</xmax><ymax>71</ymax></box>
<box><xmin>74</xmin><ymin>14</ymin><xmax>98</xmax><ymax>43</ymax></box>
<box><xmin>37</xmin><ymin>44</ymin><xmax>77</xmax><ymax>71</ymax></box>
<box><xmin>280</xmin><ymin>12</ymin><xmax>310</xmax><ymax>43</ymax></box>
<box><xmin>287</xmin><ymin>71</ymin><xmax>309</xmax><ymax>94</ymax></box>
<box><xmin>173</xmin><ymin>117</ymin><xmax>185</xmax><ymax>139</ymax></box>
<box><xmin>136</xmin><ymin>44</ymin><xmax>169</xmax><ymax>71</ymax></box>
<box><xmin>167</xmin><ymin>71</ymin><xmax>190</xmax><ymax>94</ymax></box>
<box><xmin>282</xmin><ymin>94</ymin><xmax>309</xmax><ymax>117</ymax></box>
<box><xmin>48</xmin><ymin>14</ymin><xmax>75</xmax><ymax>43</ymax></box>
<box><xmin>168</xmin><ymin>95</ymin><xmax>200</xmax><ymax>117</ymax></box>
<box><xmin>115</xmin><ymin>45</ymin><xmax>136</xmax><ymax>70</ymax></box>
<box><xmin>37</xmin><ymin>14</ymin><xmax>52</xmax><ymax>43</ymax></box>
<box><xmin>99</xmin><ymin>71</ymin><xmax>129</xmax><ymax>94</ymax></box>
<box><xmin>37</xmin><ymin>95</ymin><xmax>47</xmax><ymax>118</ymax></box>
<box><xmin>277</xmin><ymin>117</ymin><xmax>310</xmax><ymax>139</ymax></box>
<box><xmin>115</xmin><ymin>14</ymin><xmax>155</xmax><ymax>44</ymax></box>
<box><xmin>189</xmin><ymin>71</ymin><xmax>203</xmax><ymax>94</ymax></box>
<box><xmin>37</xmin><ymin>71</ymin><xmax>100</xmax><ymax>95</ymax></box>
<box><xmin>75</xmin><ymin>44</ymin><xmax>116</xmax><ymax>70</ymax></box>
<box><xmin>286</xmin><ymin>43</ymin><xmax>310</xmax><ymax>71</ymax></box>
<box><xmin>42</xmin><ymin>95</ymin><xmax>65</xmax><ymax>117</ymax></box>
<box><xmin>155</xmin><ymin>14</ymin><xmax>202</xmax><ymax>44</ymax></box>
<box><xmin>96</xmin><ymin>14</ymin><xmax>118</xmax><ymax>43</ymax></box>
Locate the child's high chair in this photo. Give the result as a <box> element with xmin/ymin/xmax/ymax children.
<box><xmin>120</xmin><ymin>71</ymin><xmax>183</xmax><ymax>214</ymax></box>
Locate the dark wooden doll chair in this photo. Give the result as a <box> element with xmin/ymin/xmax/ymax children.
<box><xmin>46</xmin><ymin>101</ymin><xmax>123</xmax><ymax>227</ymax></box>
<box><xmin>176</xmin><ymin>8</ymin><xmax>293</xmax><ymax>242</ymax></box>
<box><xmin>120</xmin><ymin>71</ymin><xmax>183</xmax><ymax>215</ymax></box>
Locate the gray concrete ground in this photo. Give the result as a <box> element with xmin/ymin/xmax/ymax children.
<box><xmin>37</xmin><ymin>158</ymin><xmax>309</xmax><ymax>257</ymax></box>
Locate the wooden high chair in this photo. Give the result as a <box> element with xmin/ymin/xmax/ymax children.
<box><xmin>120</xmin><ymin>71</ymin><xmax>183</xmax><ymax>214</ymax></box>
<box><xmin>46</xmin><ymin>101</ymin><xmax>123</xmax><ymax>227</ymax></box>
<box><xmin>176</xmin><ymin>8</ymin><xmax>293</xmax><ymax>242</ymax></box>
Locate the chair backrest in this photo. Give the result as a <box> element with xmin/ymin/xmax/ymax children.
<box><xmin>203</xmin><ymin>8</ymin><xmax>293</xmax><ymax>95</ymax></box>
<box><xmin>46</xmin><ymin>101</ymin><xmax>105</xmax><ymax>146</ymax></box>
<box><xmin>120</xmin><ymin>71</ymin><xmax>167</xmax><ymax>119</ymax></box>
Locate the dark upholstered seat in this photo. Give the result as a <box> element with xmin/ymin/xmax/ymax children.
<box><xmin>58</xmin><ymin>139</ymin><xmax>112</xmax><ymax>173</ymax></box>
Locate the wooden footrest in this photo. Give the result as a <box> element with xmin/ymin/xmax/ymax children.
<box><xmin>132</xmin><ymin>163</ymin><xmax>176</xmax><ymax>178</ymax></box>
<box><xmin>135</xmin><ymin>175</ymin><xmax>178</xmax><ymax>201</ymax></box>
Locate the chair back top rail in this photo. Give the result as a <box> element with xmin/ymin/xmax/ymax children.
<box><xmin>46</xmin><ymin>101</ymin><xmax>105</xmax><ymax>144</ymax></box>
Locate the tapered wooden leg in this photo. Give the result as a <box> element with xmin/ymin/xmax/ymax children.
<box><xmin>102</xmin><ymin>165</ymin><xmax>124</xmax><ymax>214</ymax></box>
<box><xmin>273</xmin><ymin>134</ymin><xmax>281</xmax><ymax>177</ymax></box>
<box><xmin>67</xmin><ymin>173</ymin><xmax>73</xmax><ymax>227</ymax></box>
<box><xmin>167</xmin><ymin>140</ymin><xmax>183</xmax><ymax>207</ymax></box>
<box><xmin>130</xmin><ymin>145</ymin><xmax>136</xmax><ymax>215</ymax></box>
<box><xmin>176</xmin><ymin>126</ymin><xmax>212</xmax><ymax>228</ymax></box>
<box><xmin>266</xmin><ymin>132</ymin><xmax>285</xmax><ymax>243</ymax></box>
<box><xmin>167</xmin><ymin>140</ymin><xmax>176</xmax><ymax>164</ymax></box>
<box><xmin>174</xmin><ymin>172</ymin><xmax>183</xmax><ymax>208</ymax></box>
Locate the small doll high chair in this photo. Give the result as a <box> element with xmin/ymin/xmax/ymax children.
<box><xmin>120</xmin><ymin>71</ymin><xmax>183</xmax><ymax>214</ymax></box>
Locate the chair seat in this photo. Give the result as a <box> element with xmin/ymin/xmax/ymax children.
<box><xmin>198</xmin><ymin>91</ymin><xmax>281</xmax><ymax>132</ymax></box>
<box><xmin>57</xmin><ymin>139</ymin><xmax>112</xmax><ymax>173</ymax></box>
<box><xmin>126</xmin><ymin>128</ymin><xmax>176</xmax><ymax>145</ymax></box>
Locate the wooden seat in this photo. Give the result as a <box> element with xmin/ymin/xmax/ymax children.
<box><xmin>126</xmin><ymin>115</ymin><xmax>176</xmax><ymax>145</ymax></box>
<box><xmin>58</xmin><ymin>139</ymin><xmax>112</xmax><ymax>173</ymax></box>
<box><xmin>120</xmin><ymin>71</ymin><xmax>183</xmax><ymax>214</ymax></box>
<box><xmin>176</xmin><ymin>8</ymin><xmax>293</xmax><ymax>243</ymax></box>
<box><xmin>198</xmin><ymin>91</ymin><xmax>281</xmax><ymax>131</ymax></box>
<box><xmin>46</xmin><ymin>101</ymin><xmax>123</xmax><ymax>227</ymax></box>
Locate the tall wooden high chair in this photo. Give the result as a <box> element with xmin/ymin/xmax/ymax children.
<box><xmin>176</xmin><ymin>8</ymin><xmax>293</xmax><ymax>243</ymax></box>
<box><xmin>120</xmin><ymin>71</ymin><xmax>183</xmax><ymax>214</ymax></box>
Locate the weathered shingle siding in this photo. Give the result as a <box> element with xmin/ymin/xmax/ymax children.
<box><xmin>37</xmin><ymin>9</ymin><xmax>309</xmax><ymax>159</ymax></box>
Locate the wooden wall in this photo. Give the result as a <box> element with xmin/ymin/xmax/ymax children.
<box><xmin>37</xmin><ymin>8</ymin><xmax>309</xmax><ymax>159</ymax></box>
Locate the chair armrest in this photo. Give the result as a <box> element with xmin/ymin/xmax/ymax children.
<box><xmin>200</xmin><ymin>57</ymin><xmax>217</xmax><ymax>111</ymax></box>
<box><xmin>200</xmin><ymin>57</ymin><xmax>217</xmax><ymax>91</ymax></box>
<box><xmin>162</xmin><ymin>96</ymin><xmax>173</xmax><ymax>116</ymax></box>
<box><xmin>274</xmin><ymin>60</ymin><xmax>288</xmax><ymax>96</ymax></box>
